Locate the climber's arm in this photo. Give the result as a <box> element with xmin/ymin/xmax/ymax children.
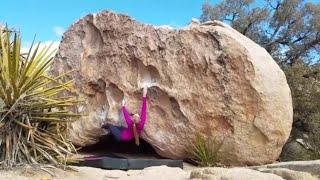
<box><xmin>122</xmin><ymin>98</ymin><xmax>133</xmax><ymax>128</ymax></box>
<box><xmin>137</xmin><ymin>86</ymin><xmax>147</xmax><ymax>131</ymax></box>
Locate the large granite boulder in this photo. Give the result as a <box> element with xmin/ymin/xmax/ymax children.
<box><xmin>51</xmin><ymin>11</ymin><xmax>293</xmax><ymax>165</ymax></box>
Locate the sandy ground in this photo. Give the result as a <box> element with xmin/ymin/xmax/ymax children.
<box><xmin>0</xmin><ymin>164</ymin><xmax>193</xmax><ymax>180</ymax></box>
<box><xmin>0</xmin><ymin>139</ymin><xmax>196</xmax><ymax>180</ymax></box>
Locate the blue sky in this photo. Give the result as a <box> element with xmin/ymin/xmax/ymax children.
<box><xmin>0</xmin><ymin>0</ymin><xmax>217</xmax><ymax>43</ymax></box>
<box><xmin>0</xmin><ymin>0</ymin><xmax>319</xmax><ymax>45</ymax></box>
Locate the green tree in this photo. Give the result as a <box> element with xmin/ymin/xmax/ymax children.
<box><xmin>201</xmin><ymin>0</ymin><xmax>320</xmax><ymax>65</ymax></box>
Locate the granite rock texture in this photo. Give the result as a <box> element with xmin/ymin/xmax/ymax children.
<box><xmin>52</xmin><ymin>11</ymin><xmax>293</xmax><ymax>165</ymax></box>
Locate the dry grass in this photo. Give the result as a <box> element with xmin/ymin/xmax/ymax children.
<box><xmin>189</xmin><ymin>134</ymin><xmax>220</xmax><ymax>167</ymax></box>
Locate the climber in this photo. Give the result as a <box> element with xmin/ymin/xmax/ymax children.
<box><xmin>102</xmin><ymin>86</ymin><xmax>148</xmax><ymax>146</ymax></box>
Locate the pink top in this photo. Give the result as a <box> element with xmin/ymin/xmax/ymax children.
<box><xmin>120</xmin><ymin>96</ymin><xmax>147</xmax><ymax>141</ymax></box>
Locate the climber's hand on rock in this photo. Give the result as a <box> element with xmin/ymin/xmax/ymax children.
<box><xmin>143</xmin><ymin>86</ymin><xmax>148</xmax><ymax>97</ymax></box>
<box><xmin>100</xmin><ymin>121</ymin><xmax>107</xmax><ymax>128</ymax></box>
<box><xmin>122</xmin><ymin>97</ymin><xmax>126</xmax><ymax>106</ymax></box>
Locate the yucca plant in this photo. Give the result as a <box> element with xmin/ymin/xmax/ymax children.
<box><xmin>189</xmin><ymin>134</ymin><xmax>219</xmax><ymax>167</ymax></box>
<box><xmin>0</xmin><ymin>27</ymin><xmax>81</xmax><ymax>168</ymax></box>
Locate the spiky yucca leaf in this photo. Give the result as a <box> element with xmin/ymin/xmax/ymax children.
<box><xmin>0</xmin><ymin>27</ymin><xmax>80</xmax><ymax>168</ymax></box>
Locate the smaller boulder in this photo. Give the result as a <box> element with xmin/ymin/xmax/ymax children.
<box><xmin>256</xmin><ymin>168</ymin><xmax>317</xmax><ymax>180</ymax></box>
<box><xmin>190</xmin><ymin>167</ymin><xmax>284</xmax><ymax>180</ymax></box>
<box><xmin>250</xmin><ymin>160</ymin><xmax>320</xmax><ymax>177</ymax></box>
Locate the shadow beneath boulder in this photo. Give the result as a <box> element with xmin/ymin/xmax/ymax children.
<box><xmin>79</xmin><ymin>135</ymin><xmax>161</xmax><ymax>159</ymax></box>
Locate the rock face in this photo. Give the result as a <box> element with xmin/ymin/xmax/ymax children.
<box><xmin>52</xmin><ymin>11</ymin><xmax>293</xmax><ymax>165</ymax></box>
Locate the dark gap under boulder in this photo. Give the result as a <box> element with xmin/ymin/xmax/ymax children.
<box><xmin>79</xmin><ymin>135</ymin><xmax>160</xmax><ymax>159</ymax></box>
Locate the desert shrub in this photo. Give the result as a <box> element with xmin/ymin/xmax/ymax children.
<box><xmin>280</xmin><ymin>61</ymin><xmax>320</xmax><ymax>161</ymax></box>
<box><xmin>189</xmin><ymin>134</ymin><xmax>220</xmax><ymax>167</ymax></box>
<box><xmin>284</xmin><ymin>61</ymin><xmax>320</xmax><ymax>131</ymax></box>
<box><xmin>0</xmin><ymin>27</ymin><xmax>81</xmax><ymax>168</ymax></box>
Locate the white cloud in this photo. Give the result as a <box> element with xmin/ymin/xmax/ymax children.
<box><xmin>154</xmin><ymin>21</ymin><xmax>186</xmax><ymax>30</ymax></box>
<box><xmin>154</xmin><ymin>25</ymin><xmax>174</xmax><ymax>30</ymax></box>
<box><xmin>21</xmin><ymin>41</ymin><xmax>60</xmax><ymax>58</ymax></box>
<box><xmin>53</xmin><ymin>26</ymin><xmax>65</xmax><ymax>37</ymax></box>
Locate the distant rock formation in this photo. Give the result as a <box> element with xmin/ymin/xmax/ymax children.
<box><xmin>51</xmin><ymin>11</ymin><xmax>293</xmax><ymax>165</ymax></box>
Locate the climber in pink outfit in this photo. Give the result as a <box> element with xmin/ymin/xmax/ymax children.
<box><xmin>102</xmin><ymin>86</ymin><xmax>148</xmax><ymax>146</ymax></box>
